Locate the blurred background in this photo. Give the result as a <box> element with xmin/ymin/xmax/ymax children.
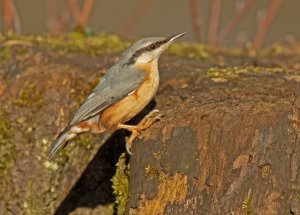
<box><xmin>0</xmin><ymin>0</ymin><xmax>300</xmax><ymax>48</ymax></box>
<box><xmin>0</xmin><ymin>0</ymin><xmax>299</xmax><ymax>48</ymax></box>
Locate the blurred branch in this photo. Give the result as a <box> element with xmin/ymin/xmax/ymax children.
<box><xmin>46</xmin><ymin>0</ymin><xmax>58</xmax><ymax>33</ymax></box>
<box><xmin>188</xmin><ymin>0</ymin><xmax>201</xmax><ymax>42</ymax></box>
<box><xmin>11</xmin><ymin>0</ymin><xmax>20</xmax><ymax>33</ymax></box>
<box><xmin>253</xmin><ymin>0</ymin><xmax>283</xmax><ymax>49</ymax></box>
<box><xmin>49</xmin><ymin>2</ymin><xmax>71</xmax><ymax>33</ymax></box>
<box><xmin>3</xmin><ymin>0</ymin><xmax>13</xmax><ymax>32</ymax></box>
<box><xmin>68</xmin><ymin>0</ymin><xmax>80</xmax><ymax>19</ymax></box>
<box><xmin>58</xmin><ymin>3</ymin><xmax>72</xmax><ymax>30</ymax></box>
<box><xmin>118</xmin><ymin>0</ymin><xmax>151</xmax><ymax>37</ymax></box>
<box><xmin>77</xmin><ymin>0</ymin><xmax>94</xmax><ymax>27</ymax></box>
<box><xmin>218</xmin><ymin>0</ymin><xmax>253</xmax><ymax>44</ymax></box>
<box><xmin>207</xmin><ymin>0</ymin><xmax>221</xmax><ymax>45</ymax></box>
<box><xmin>47</xmin><ymin>0</ymin><xmax>94</xmax><ymax>33</ymax></box>
<box><xmin>1</xmin><ymin>0</ymin><xmax>21</xmax><ymax>34</ymax></box>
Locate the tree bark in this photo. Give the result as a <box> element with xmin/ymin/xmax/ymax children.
<box><xmin>127</xmin><ymin>57</ymin><xmax>300</xmax><ymax>214</ymax></box>
<box><xmin>1</xmin><ymin>40</ymin><xmax>300</xmax><ymax>215</ymax></box>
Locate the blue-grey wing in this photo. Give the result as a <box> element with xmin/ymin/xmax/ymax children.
<box><xmin>69</xmin><ymin>64</ymin><xmax>145</xmax><ymax>126</ymax></box>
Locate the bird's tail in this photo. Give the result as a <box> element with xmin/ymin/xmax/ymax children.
<box><xmin>48</xmin><ymin>126</ymin><xmax>72</xmax><ymax>159</ymax></box>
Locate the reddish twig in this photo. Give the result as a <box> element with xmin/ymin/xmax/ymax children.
<box><xmin>207</xmin><ymin>0</ymin><xmax>221</xmax><ymax>45</ymax></box>
<box><xmin>48</xmin><ymin>0</ymin><xmax>94</xmax><ymax>33</ymax></box>
<box><xmin>3</xmin><ymin>0</ymin><xmax>14</xmax><ymax>32</ymax></box>
<box><xmin>68</xmin><ymin>0</ymin><xmax>80</xmax><ymax>21</ymax></box>
<box><xmin>118</xmin><ymin>0</ymin><xmax>151</xmax><ymax>37</ymax></box>
<box><xmin>46</xmin><ymin>0</ymin><xmax>58</xmax><ymax>33</ymax></box>
<box><xmin>1</xmin><ymin>0</ymin><xmax>21</xmax><ymax>33</ymax></box>
<box><xmin>50</xmin><ymin>2</ymin><xmax>72</xmax><ymax>33</ymax></box>
<box><xmin>77</xmin><ymin>0</ymin><xmax>94</xmax><ymax>27</ymax></box>
<box><xmin>58</xmin><ymin>3</ymin><xmax>72</xmax><ymax>30</ymax></box>
<box><xmin>253</xmin><ymin>0</ymin><xmax>283</xmax><ymax>49</ymax></box>
<box><xmin>218</xmin><ymin>0</ymin><xmax>253</xmax><ymax>44</ymax></box>
<box><xmin>188</xmin><ymin>0</ymin><xmax>201</xmax><ymax>42</ymax></box>
<box><xmin>10</xmin><ymin>0</ymin><xmax>21</xmax><ymax>34</ymax></box>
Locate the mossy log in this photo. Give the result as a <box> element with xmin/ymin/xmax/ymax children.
<box><xmin>0</xmin><ymin>35</ymin><xmax>300</xmax><ymax>214</ymax></box>
<box><xmin>129</xmin><ymin>70</ymin><xmax>300</xmax><ymax>214</ymax></box>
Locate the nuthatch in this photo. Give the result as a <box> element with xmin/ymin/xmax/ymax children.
<box><xmin>48</xmin><ymin>32</ymin><xmax>185</xmax><ymax>159</ymax></box>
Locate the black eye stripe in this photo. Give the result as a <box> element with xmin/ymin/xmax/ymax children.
<box><xmin>126</xmin><ymin>38</ymin><xmax>169</xmax><ymax>65</ymax></box>
<box><xmin>147</xmin><ymin>39</ymin><xmax>168</xmax><ymax>51</ymax></box>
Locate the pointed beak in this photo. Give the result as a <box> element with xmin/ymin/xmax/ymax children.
<box><xmin>167</xmin><ymin>32</ymin><xmax>186</xmax><ymax>44</ymax></box>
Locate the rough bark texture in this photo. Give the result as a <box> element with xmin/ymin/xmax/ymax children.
<box><xmin>128</xmin><ymin>52</ymin><xmax>300</xmax><ymax>214</ymax></box>
<box><xmin>129</xmin><ymin>74</ymin><xmax>300</xmax><ymax>214</ymax></box>
<box><xmin>0</xmin><ymin>37</ymin><xmax>300</xmax><ymax>215</ymax></box>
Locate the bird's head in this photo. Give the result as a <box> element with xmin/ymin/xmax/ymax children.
<box><xmin>121</xmin><ymin>32</ymin><xmax>185</xmax><ymax>65</ymax></box>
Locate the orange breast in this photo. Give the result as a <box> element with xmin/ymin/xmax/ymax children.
<box><xmin>99</xmin><ymin>60</ymin><xmax>159</xmax><ymax>130</ymax></box>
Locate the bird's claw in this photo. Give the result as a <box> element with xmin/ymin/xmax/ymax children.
<box><xmin>125</xmin><ymin>129</ymin><xmax>140</xmax><ymax>155</ymax></box>
<box><xmin>126</xmin><ymin>142</ymin><xmax>134</xmax><ymax>155</ymax></box>
<box><xmin>139</xmin><ymin>109</ymin><xmax>162</xmax><ymax>130</ymax></box>
<box><xmin>125</xmin><ymin>109</ymin><xmax>162</xmax><ymax>155</ymax></box>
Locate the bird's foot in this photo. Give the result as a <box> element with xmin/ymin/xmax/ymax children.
<box><xmin>118</xmin><ymin>109</ymin><xmax>162</xmax><ymax>155</ymax></box>
<box><xmin>138</xmin><ymin>109</ymin><xmax>162</xmax><ymax>131</ymax></box>
<box><xmin>126</xmin><ymin>109</ymin><xmax>162</xmax><ymax>154</ymax></box>
<box><xmin>125</xmin><ymin>129</ymin><xmax>139</xmax><ymax>155</ymax></box>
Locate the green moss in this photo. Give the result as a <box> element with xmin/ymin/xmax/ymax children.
<box><xmin>242</xmin><ymin>188</ymin><xmax>252</xmax><ymax>215</ymax></box>
<box><xmin>0</xmin><ymin>47</ymin><xmax>10</xmax><ymax>64</ymax></box>
<box><xmin>297</xmin><ymin>191</ymin><xmax>300</xmax><ymax>201</ymax></box>
<box><xmin>0</xmin><ymin>112</ymin><xmax>11</xmax><ymax>142</ymax></box>
<box><xmin>0</xmin><ymin>111</ymin><xmax>15</xmax><ymax>207</ymax></box>
<box><xmin>205</xmin><ymin>66</ymin><xmax>285</xmax><ymax>79</ymax></box>
<box><xmin>14</xmin><ymin>81</ymin><xmax>43</xmax><ymax>107</ymax></box>
<box><xmin>77</xmin><ymin>134</ymin><xmax>94</xmax><ymax>150</ymax></box>
<box><xmin>50</xmin><ymin>134</ymin><xmax>94</xmax><ymax>160</ymax></box>
<box><xmin>168</xmin><ymin>42</ymin><xmax>210</xmax><ymax>59</ymax></box>
<box><xmin>0</xmin><ymin>32</ymin><xmax>212</xmax><ymax>61</ymax></box>
<box><xmin>57</xmin><ymin>147</ymin><xmax>72</xmax><ymax>160</ymax></box>
<box><xmin>0</xmin><ymin>111</ymin><xmax>15</xmax><ymax>170</ymax></box>
<box><xmin>1</xmin><ymin>32</ymin><xmax>129</xmax><ymax>56</ymax></box>
<box><xmin>261</xmin><ymin>43</ymin><xmax>284</xmax><ymax>57</ymax></box>
<box><xmin>111</xmin><ymin>153</ymin><xmax>129</xmax><ymax>215</ymax></box>
<box><xmin>144</xmin><ymin>165</ymin><xmax>160</xmax><ymax>179</ymax></box>
<box><xmin>0</xmin><ymin>33</ymin><xmax>129</xmax><ymax>68</ymax></box>
<box><xmin>36</xmin><ymin>33</ymin><xmax>129</xmax><ymax>56</ymax></box>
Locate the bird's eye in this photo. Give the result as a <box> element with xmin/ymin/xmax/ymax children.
<box><xmin>149</xmin><ymin>44</ymin><xmax>155</xmax><ymax>50</ymax></box>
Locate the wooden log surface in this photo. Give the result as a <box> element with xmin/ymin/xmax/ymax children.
<box><xmin>0</xmin><ymin>39</ymin><xmax>300</xmax><ymax>214</ymax></box>
<box><xmin>129</xmin><ymin>59</ymin><xmax>300</xmax><ymax>214</ymax></box>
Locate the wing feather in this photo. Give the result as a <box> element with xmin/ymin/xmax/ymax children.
<box><xmin>69</xmin><ymin>64</ymin><xmax>145</xmax><ymax>126</ymax></box>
